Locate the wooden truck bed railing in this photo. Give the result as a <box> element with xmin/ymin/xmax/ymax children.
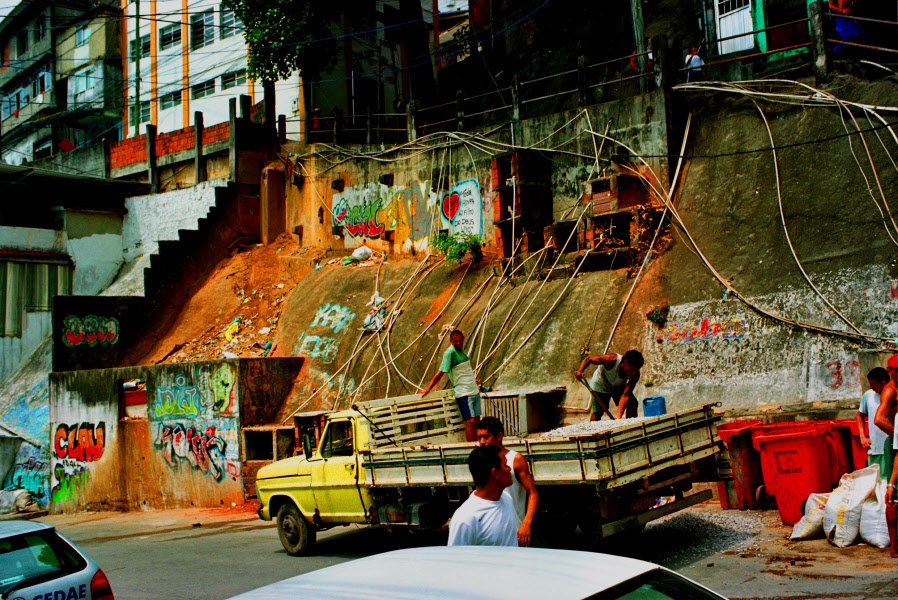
<box><xmin>361</xmin><ymin>403</ymin><xmax>721</xmax><ymax>489</ymax></box>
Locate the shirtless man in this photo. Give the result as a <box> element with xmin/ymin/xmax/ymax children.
<box><xmin>477</xmin><ymin>417</ymin><xmax>539</xmax><ymax>546</ymax></box>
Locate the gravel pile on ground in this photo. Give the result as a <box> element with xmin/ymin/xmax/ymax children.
<box><xmin>634</xmin><ymin>509</ymin><xmax>766</xmax><ymax>569</ymax></box>
<box><xmin>539</xmin><ymin>417</ymin><xmax>646</xmax><ymax>437</ymax></box>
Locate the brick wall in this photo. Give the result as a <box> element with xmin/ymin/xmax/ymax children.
<box><xmin>110</xmin><ymin>134</ymin><xmax>147</xmax><ymax>169</ymax></box>
<box><xmin>155</xmin><ymin>126</ymin><xmax>195</xmax><ymax>156</ymax></box>
<box><xmin>203</xmin><ymin>122</ymin><xmax>230</xmax><ymax>145</ymax></box>
<box><xmin>110</xmin><ymin>122</ymin><xmax>232</xmax><ymax>169</ymax></box>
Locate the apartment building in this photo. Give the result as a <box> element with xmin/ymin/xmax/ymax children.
<box><xmin>0</xmin><ymin>0</ymin><xmax>123</xmax><ymax>165</ymax></box>
<box><xmin>121</xmin><ymin>0</ymin><xmax>279</xmax><ymax>138</ymax></box>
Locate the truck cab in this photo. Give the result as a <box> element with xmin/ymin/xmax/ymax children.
<box><xmin>255</xmin><ymin>411</ymin><xmax>372</xmax><ymax>555</ymax></box>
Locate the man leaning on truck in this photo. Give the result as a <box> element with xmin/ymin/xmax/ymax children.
<box><xmin>448</xmin><ymin>445</ymin><xmax>520</xmax><ymax>547</ymax></box>
<box><xmin>420</xmin><ymin>329</ymin><xmax>482</xmax><ymax>441</ymax></box>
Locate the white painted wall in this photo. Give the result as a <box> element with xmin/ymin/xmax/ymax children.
<box><xmin>121</xmin><ymin>179</ymin><xmax>225</xmax><ymax>262</ymax></box>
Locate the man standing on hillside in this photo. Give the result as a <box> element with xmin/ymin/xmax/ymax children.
<box><xmin>575</xmin><ymin>349</ymin><xmax>644</xmax><ymax>420</ymax></box>
<box><xmin>420</xmin><ymin>329</ymin><xmax>481</xmax><ymax>441</ymax></box>
<box><xmin>477</xmin><ymin>417</ymin><xmax>539</xmax><ymax>546</ymax></box>
<box><xmin>448</xmin><ymin>445</ymin><xmax>520</xmax><ymax>547</ymax></box>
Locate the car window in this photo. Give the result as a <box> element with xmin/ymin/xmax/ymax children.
<box><xmin>589</xmin><ymin>569</ymin><xmax>723</xmax><ymax>600</ymax></box>
<box><xmin>0</xmin><ymin>531</ymin><xmax>87</xmax><ymax>595</ymax></box>
<box><xmin>321</xmin><ymin>420</ymin><xmax>354</xmax><ymax>458</ymax></box>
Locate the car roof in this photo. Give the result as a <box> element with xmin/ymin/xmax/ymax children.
<box><xmin>0</xmin><ymin>520</ymin><xmax>53</xmax><ymax>538</ymax></box>
<box><xmin>229</xmin><ymin>546</ymin><xmax>659</xmax><ymax>600</ymax></box>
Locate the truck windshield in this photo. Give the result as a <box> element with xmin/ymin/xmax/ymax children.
<box><xmin>321</xmin><ymin>420</ymin><xmax>354</xmax><ymax>458</ymax></box>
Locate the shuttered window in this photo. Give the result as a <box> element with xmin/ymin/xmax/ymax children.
<box><xmin>25</xmin><ymin>262</ymin><xmax>72</xmax><ymax>311</ymax></box>
<box><xmin>0</xmin><ymin>262</ymin><xmax>24</xmax><ymax>337</ymax></box>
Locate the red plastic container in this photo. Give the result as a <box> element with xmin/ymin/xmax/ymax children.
<box><xmin>752</xmin><ymin>425</ymin><xmax>833</xmax><ymax>525</ymax></box>
<box><xmin>715</xmin><ymin>419</ymin><xmax>764</xmax><ymax>510</ymax></box>
<box><xmin>752</xmin><ymin>421</ymin><xmax>849</xmax><ymax>487</ymax></box>
<box><xmin>840</xmin><ymin>418</ymin><xmax>871</xmax><ymax>471</ymax></box>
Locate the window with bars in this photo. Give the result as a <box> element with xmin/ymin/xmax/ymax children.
<box><xmin>220</xmin><ymin>10</ymin><xmax>242</xmax><ymax>39</ymax></box>
<box><xmin>129</xmin><ymin>100</ymin><xmax>150</xmax><ymax>126</ymax></box>
<box><xmin>130</xmin><ymin>34</ymin><xmax>150</xmax><ymax>60</ymax></box>
<box><xmin>191</xmin><ymin>79</ymin><xmax>215</xmax><ymax>99</ymax></box>
<box><xmin>221</xmin><ymin>70</ymin><xmax>246</xmax><ymax>89</ymax></box>
<box><xmin>0</xmin><ymin>261</ymin><xmax>72</xmax><ymax>336</ymax></box>
<box><xmin>25</xmin><ymin>263</ymin><xmax>72</xmax><ymax>311</ymax></box>
<box><xmin>160</xmin><ymin>24</ymin><xmax>181</xmax><ymax>50</ymax></box>
<box><xmin>160</xmin><ymin>90</ymin><xmax>182</xmax><ymax>110</ymax></box>
<box><xmin>190</xmin><ymin>10</ymin><xmax>215</xmax><ymax>50</ymax></box>
<box><xmin>717</xmin><ymin>0</ymin><xmax>749</xmax><ymax>15</ymax></box>
<box><xmin>76</xmin><ymin>26</ymin><xmax>91</xmax><ymax>46</ymax></box>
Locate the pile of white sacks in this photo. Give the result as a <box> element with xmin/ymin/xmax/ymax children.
<box><xmin>790</xmin><ymin>465</ymin><xmax>889</xmax><ymax>548</ymax></box>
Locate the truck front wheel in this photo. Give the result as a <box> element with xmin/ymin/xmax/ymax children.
<box><xmin>277</xmin><ymin>503</ymin><xmax>316</xmax><ymax>556</ymax></box>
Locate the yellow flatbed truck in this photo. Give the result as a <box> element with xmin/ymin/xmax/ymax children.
<box><xmin>254</xmin><ymin>391</ymin><xmax>722</xmax><ymax>555</ymax></box>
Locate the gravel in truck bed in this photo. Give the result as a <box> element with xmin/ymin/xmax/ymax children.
<box><xmin>539</xmin><ymin>417</ymin><xmax>646</xmax><ymax>437</ymax></box>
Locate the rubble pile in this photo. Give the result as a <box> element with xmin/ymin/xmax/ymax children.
<box><xmin>539</xmin><ymin>417</ymin><xmax>646</xmax><ymax>437</ymax></box>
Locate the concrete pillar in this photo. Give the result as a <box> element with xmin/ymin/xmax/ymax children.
<box><xmin>809</xmin><ymin>1</ymin><xmax>832</xmax><ymax>83</ymax></box>
<box><xmin>229</xmin><ymin>98</ymin><xmax>238</xmax><ymax>183</ymax></box>
<box><xmin>194</xmin><ymin>111</ymin><xmax>205</xmax><ymax>184</ymax></box>
<box><xmin>239</xmin><ymin>94</ymin><xmax>252</xmax><ymax>121</ymax></box>
<box><xmin>406</xmin><ymin>101</ymin><xmax>417</xmax><ymax>141</ymax></box>
<box><xmin>146</xmin><ymin>124</ymin><xmax>158</xmax><ymax>192</ymax></box>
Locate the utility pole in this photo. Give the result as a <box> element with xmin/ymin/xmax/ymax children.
<box><xmin>133</xmin><ymin>0</ymin><xmax>141</xmax><ymax>133</ymax></box>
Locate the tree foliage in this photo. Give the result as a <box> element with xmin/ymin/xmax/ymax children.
<box><xmin>223</xmin><ymin>0</ymin><xmax>342</xmax><ymax>82</ymax></box>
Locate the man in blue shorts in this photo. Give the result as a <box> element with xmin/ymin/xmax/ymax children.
<box><xmin>420</xmin><ymin>329</ymin><xmax>481</xmax><ymax>441</ymax></box>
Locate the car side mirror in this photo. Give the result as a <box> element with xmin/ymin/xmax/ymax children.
<box><xmin>302</xmin><ymin>431</ymin><xmax>314</xmax><ymax>459</ymax></box>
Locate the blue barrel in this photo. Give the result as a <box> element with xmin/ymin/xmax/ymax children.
<box><xmin>643</xmin><ymin>396</ymin><xmax>667</xmax><ymax>417</ymax></box>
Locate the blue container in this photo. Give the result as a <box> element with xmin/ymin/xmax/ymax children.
<box><xmin>643</xmin><ymin>396</ymin><xmax>667</xmax><ymax>417</ymax></box>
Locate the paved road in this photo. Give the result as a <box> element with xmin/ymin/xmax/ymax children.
<box><xmin>34</xmin><ymin>503</ymin><xmax>898</xmax><ymax>599</ymax></box>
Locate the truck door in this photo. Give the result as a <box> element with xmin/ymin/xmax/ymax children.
<box><xmin>309</xmin><ymin>418</ymin><xmax>369</xmax><ymax>522</ymax></box>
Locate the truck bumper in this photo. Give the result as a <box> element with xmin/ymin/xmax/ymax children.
<box><xmin>258</xmin><ymin>504</ymin><xmax>271</xmax><ymax>521</ymax></box>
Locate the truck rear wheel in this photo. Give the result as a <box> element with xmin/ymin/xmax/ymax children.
<box><xmin>277</xmin><ymin>503</ymin><xmax>315</xmax><ymax>556</ymax></box>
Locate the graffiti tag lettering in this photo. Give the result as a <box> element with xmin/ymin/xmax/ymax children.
<box><xmin>62</xmin><ymin>315</ymin><xmax>119</xmax><ymax>347</ymax></box>
<box><xmin>310</xmin><ymin>304</ymin><xmax>356</xmax><ymax>333</ymax></box>
<box><xmin>662</xmin><ymin>317</ymin><xmax>747</xmax><ymax>343</ymax></box>
<box><xmin>7</xmin><ymin>457</ymin><xmax>47</xmax><ymax>499</ymax></box>
<box><xmin>50</xmin><ymin>462</ymin><xmax>90</xmax><ymax>504</ymax></box>
<box><xmin>154</xmin><ymin>423</ymin><xmax>231</xmax><ymax>482</ymax></box>
<box><xmin>298</xmin><ymin>335</ymin><xmax>339</xmax><ymax>363</ymax></box>
<box><xmin>153</xmin><ymin>366</ymin><xmax>236</xmax><ymax>420</ymax></box>
<box><xmin>53</xmin><ymin>422</ymin><xmax>105</xmax><ymax>461</ymax></box>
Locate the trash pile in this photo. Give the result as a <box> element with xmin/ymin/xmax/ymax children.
<box><xmin>790</xmin><ymin>465</ymin><xmax>889</xmax><ymax>548</ymax></box>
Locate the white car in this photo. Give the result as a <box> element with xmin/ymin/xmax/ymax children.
<box><xmin>0</xmin><ymin>520</ymin><xmax>114</xmax><ymax>600</ymax></box>
<box><xmin>228</xmin><ymin>546</ymin><xmax>725</xmax><ymax>600</ymax></box>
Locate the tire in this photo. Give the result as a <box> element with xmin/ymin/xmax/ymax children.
<box><xmin>277</xmin><ymin>503</ymin><xmax>315</xmax><ymax>556</ymax></box>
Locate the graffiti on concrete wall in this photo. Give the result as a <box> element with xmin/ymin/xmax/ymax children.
<box><xmin>1</xmin><ymin>379</ymin><xmax>50</xmax><ymax>443</ymax></box>
<box><xmin>660</xmin><ymin>316</ymin><xmax>748</xmax><ymax>344</ymax></box>
<box><xmin>309</xmin><ymin>303</ymin><xmax>356</xmax><ymax>333</ymax></box>
<box><xmin>53</xmin><ymin>422</ymin><xmax>106</xmax><ymax>462</ymax></box>
<box><xmin>62</xmin><ymin>315</ymin><xmax>119</xmax><ymax>347</ymax></box>
<box><xmin>51</xmin><ymin>460</ymin><xmax>91</xmax><ymax>504</ymax></box>
<box><xmin>152</xmin><ymin>363</ymin><xmax>237</xmax><ymax>420</ymax></box>
<box><xmin>154</xmin><ymin>419</ymin><xmax>239</xmax><ymax>482</ymax></box>
<box><xmin>439</xmin><ymin>179</ymin><xmax>483</xmax><ymax>237</ymax></box>
<box><xmin>295</xmin><ymin>304</ymin><xmax>356</xmax><ymax>365</ymax></box>
<box><xmin>3</xmin><ymin>449</ymin><xmax>49</xmax><ymax>506</ymax></box>
<box><xmin>332</xmin><ymin>181</ymin><xmax>439</xmax><ymax>246</ymax></box>
<box><xmin>823</xmin><ymin>358</ymin><xmax>861</xmax><ymax>391</ymax></box>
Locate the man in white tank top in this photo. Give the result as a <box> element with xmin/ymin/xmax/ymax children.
<box><xmin>477</xmin><ymin>416</ymin><xmax>539</xmax><ymax>546</ymax></box>
<box><xmin>575</xmin><ymin>349</ymin><xmax>644</xmax><ymax>420</ymax></box>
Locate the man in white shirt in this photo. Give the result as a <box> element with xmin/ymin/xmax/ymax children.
<box><xmin>857</xmin><ymin>379</ymin><xmax>888</xmax><ymax>479</ymax></box>
<box><xmin>477</xmin><ymin>417</ymin><xmax>539</xmax><ymax>546</ymax></box>
<box><xmin>447</xmin><ymin>445</ymin><xmax>520</xmax><ymax>547</ymax></box>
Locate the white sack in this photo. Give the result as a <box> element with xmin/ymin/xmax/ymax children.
<box><xmin>790</xmin><ymin>492</ymin><xmax>831</xmax><ymax>540</ymax></box>
<box><xmin>859</xmin><ymin>480</ymin><xmax>890</xmax><ymax>548</ymax></box>
<box><xmin>824</xmin><ymin>465</ymin><xmax>879</xmax><ymax>547</ymax></box>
